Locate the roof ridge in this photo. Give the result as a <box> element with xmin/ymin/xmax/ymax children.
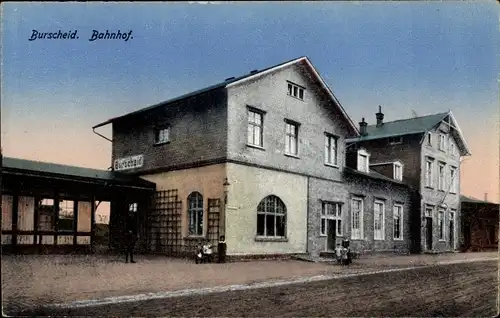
<box><xmin>366</xmin><ymin>111</ymin><xmax>448</xmax><ymax>126</ymax></box>
<box><xmin>3</xmin><ymin>156</ymin><xmax>107</xmax><ymax>172</ymax></box>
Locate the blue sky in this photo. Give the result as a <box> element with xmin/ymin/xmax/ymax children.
<box><xmin>1</xmin><ymin>2</ymin><xmax>499</xmax><ymax>201</ymax></box>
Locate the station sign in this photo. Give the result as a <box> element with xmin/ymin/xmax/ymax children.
<box><xmin>113</xmin><ymin>154</ymin><xmax>144</xmax><ymax>171</ymax></box>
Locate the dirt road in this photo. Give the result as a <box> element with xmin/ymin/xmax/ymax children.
<box><xmin>15</xmin><ymin>260</ymin><xmax>498</xmax><ymax>317</ymax></box>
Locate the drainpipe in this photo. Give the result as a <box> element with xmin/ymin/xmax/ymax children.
<box><xmin>92</xmin><ymin>127</ymin><xmax>113</xmax><ymax>143</ymax></box>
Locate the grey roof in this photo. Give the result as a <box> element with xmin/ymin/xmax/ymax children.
<box><xmin>346</xmin><ymin>112</ymin><xmax>449</xmax><ymax>142</ymax></box>
<box><xmin>344</xmin><ymin>167</ymin><xmax>407</xmax><ymax>186</ymax></box>
<box><xmin>2</xmin><ymin>157</ymin><xmax>155</xmax><ymax>188</ymax></box>
<box><xmin>460</xmin><ymin>195</ymin><xmax>499</xmax><ymax>206</ymax></box>
<box><xmin>93</xmin><ymin>56</ymin><xmax>307</xmax><ymax>129</ymax></box>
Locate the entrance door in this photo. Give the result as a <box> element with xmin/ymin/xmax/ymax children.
<box><xmin>327</xmin><ymin>219</ymin><xmax>337</xmax><ymax>251</ymax></box>
<box><xmin>425</xmin><ymin>217</ymin><xmax>433</xmax><ymax>251</ymax></box>
<box><xmin>449</xmin><ymin>220</ymin><xmax>455</xmax><ymax>250</ymax></box>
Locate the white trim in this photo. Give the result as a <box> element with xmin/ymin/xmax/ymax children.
<box><xmin>449</xmin><ymin>209</ymin><xmax>457</xmax><ymax>250</ymax></box>
<box><xmin>370</xmin><ymin>160</ymin><xmax>403</xmax><ymax>167</ymax></box>
<box><xmin>393</xmin><ymin>204</ymin><xmax>404</xmax><ymax>241</ymax></box>
<box><xmin>447</xmin><ymin>111</ymin><xmax>471</xmax><ymax>156</ymax></box>
<box><xmin>320</xmin><ymin>202</ymin><xmax>343</xmax><ymax>239</ymax></box>
<box><xmin>373</xmin><ymin>200</ymin><xmax>385</xmax><ymax>241</ymax></box>
<box><xmin>393</xmin><ymin>162</ymin><xmax>403</xmax><ymax>181</ymax></box>
<box><xmin>350</xmin><ymin>197</ymin><xmax>364</xmax><ymax>240</ymax></box>
<box><xmin>425</xmin><ymin>158</ymin><xmax>434</xmax><ymax>188</ymax></box>
<box><xmin>357</xmin><ymin>148</ymin><xmax>370</xmax><ymax>173</ymax></box>
<box><xmin>438</xmin><ymin>162</ymin><xmax>446</xmax><ymax>191</ymax></box>
<box><xmin>226</xmin><ymin>56</ymin><xmax>359</xmax><ymax>135</ymax></box>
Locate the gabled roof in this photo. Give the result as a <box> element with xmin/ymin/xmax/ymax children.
<box><xmin>460</xmin><ymin>195</ymin><xmax>499</xmax><ymax>206</ymax></box>
<box><xmin>93</xmin><ymin>56</ymin><xmax>359</xmax><ymax>136</ymax></box>
<box><xmin>346</xmin><ymin>111</ymin><xmax>471</xmax><ymax>156</ymax></box>
<box><xmin>2</xmin><ymin>157</ymin><xmax>155</xmax><ymax>189</ymax></box>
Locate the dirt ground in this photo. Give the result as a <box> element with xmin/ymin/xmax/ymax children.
<box><xmin>1</xmin><ymin>251</ymin><xmax>497</xmax><ymax>314</ymax></box>
<box><xmin>15</xmin><ymin>261</ymin><xmax>499</xmax><ymax>317</ymax></box>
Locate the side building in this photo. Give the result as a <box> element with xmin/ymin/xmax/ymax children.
<box><xmin>346</xmin><ymin>107</ymin><xmax>471</xmax><ymax>253</ymax></box>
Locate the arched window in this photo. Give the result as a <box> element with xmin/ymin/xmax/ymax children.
<box><xmin>188</xmin><ymin>192</ymin><xmax>203</xmax><ymax>236</ymax></box>
<box><xmin>256</xmin><ymin>195</ymin><xmax>287</xmax><ymax>238</ymax></box>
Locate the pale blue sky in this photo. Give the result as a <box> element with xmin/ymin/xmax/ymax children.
<box><xmin>1</xmin><ymin>2</ymin><xmax>499</xmax><ymax>201</ymax></box>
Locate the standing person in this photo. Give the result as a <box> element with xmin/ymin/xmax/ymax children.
<box><xmin>203</xmin><ymin>239</ymin><xmax>213</xmax><ymax>263</ymax></box>
<box><xmin>218</xmin><ymin>235</ymin><xmax>227</xmax><ymax>263</ymax></box>
<box><xmin>124</xmin><ymin>211</ymin><xmax>137</xmax><ymax>263</ymax></box>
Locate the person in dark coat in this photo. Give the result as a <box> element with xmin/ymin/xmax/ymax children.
<box><xmin>124</xmin><ymin>212</ymin><xmax>137</xmax><ymax>263</ymax></box>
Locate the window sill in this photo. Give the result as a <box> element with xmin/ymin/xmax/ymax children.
<box><xmin>424</xmin><ymin>186</ymin><xmax>434</xmax><ymax>189</ymax></box>
<box><xmin>374</xmin><ymin>238</ymin><xmax>385</xmax><ymax>241</ymax></box>
<box><xmin>439</xmin><ymin>239</ymin><xmax>446</xmax><ymax>242</ymax></box>
<box><xmin>255</xmin><ymin>236</ymin><xmax>288</xmax><ymax>242</ymax></box>
<box><xmin>324</xmin><ymin>163</ymin><xmax>339</xmax><ymax>169</ymax></box>
<box><xmin>438</xmin><ymin>189</ymin><xmax>445</xmax><ymax>193</ymax></box>
<box><xmin>393</xmin><ymin>238</ymin><xmax>404</xmax><ymax>241</ymax></box>
<box><xmin>184</xmin><ymin>235</ymin><xmax>206</xmax><ymax>241</ymax></box>
<box><xmin>247</xmin><ymin>144</ymin><xmax>265</xmax><ymax>151</ymax></box>
<box><xmin>287</xmin><ymin>94</ymin><xmax>305</xmax><ymax>102</ymax></box>
<box><xmin>350</xmin><ymin>238</ymin><xmax>364</xmax><ymax>241</ymax></box>
<box><xmin>154</xmin><ymin>141</ymin><xmax>170</xmax><ymax>147</ymax></box>
<box><xmin>449</xmin><ymin>191</ymin><xmax>457</xmax><ymax>195</ymax></box>
<box><xmin>284</xmin><ymin>153</ymin><xmax>300</xmax><ymax>159</ymax></box>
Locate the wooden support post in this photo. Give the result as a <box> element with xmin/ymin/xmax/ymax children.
<box><xmin>90</xmin><ymin>195</ymin><xmax>96</xmax><ymax>252</ymax></box>
<box><xmin>33</xmin><ymin>196</ymin><xmax>39</xmax><ymax>251</ymax></box>
<box><xmin>73</xmin><ymin>200</ymin><xmax>79</xmax><ymax>246</ymax></box>
<box><xmin>11</xmin><ymin>194</ymin><xmax>19</xmax><ymax>247</ymax></box>
<box><xmin>53</xmin><ymin>190</ymin><xmax>59</xmax><ymax>246</ymax></box>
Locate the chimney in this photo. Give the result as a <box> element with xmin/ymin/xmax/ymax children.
<box><xmin>376</xmin><ymin>105</ymin><xmax>384</xmax><ymax>127</ymax></box>
<box><xmin>484</xmin><ymin>193</ymin><xmax>488</xmax><ymax>201</ymax></box>
<box><xmin>359</xmin><ymin>118</ymin><xmax>368</xmax><ymax>136</ymax></box>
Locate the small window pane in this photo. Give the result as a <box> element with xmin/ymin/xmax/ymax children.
<box><xmin>266</xmin><ymin>214</ymin><xmax>275</xmax><ymax>236</ymax></box>
<box><xmin>257</xmin><ymin>214</ymin><xmax>265</xmax><ymax>236</ymax></box>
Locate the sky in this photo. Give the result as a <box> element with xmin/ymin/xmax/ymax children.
<box><xmin>1</xmin><ymin>2</ymin><xmax>499</xmax><ymax>203</ymax></box>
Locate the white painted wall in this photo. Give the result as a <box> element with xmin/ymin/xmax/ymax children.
<box><xmin>225</xmin><ymin>162</ymin><xmax>308</xmax><ymax>255</ymax></box>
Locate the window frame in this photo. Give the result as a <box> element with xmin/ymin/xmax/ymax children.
<box><xmin>439</xmin><ymin>133</ymin><xmax>447</xmax><ymax>151</ymax></box>
<box><xmin>320</xmin><ymin>202</ymin><xmax>343</xmax><ymax>237</ymax></box>
<box><xmin>324</xmin><ymin>133</ymin><xmax>339</xmax><ymax>167</ymax></box>
<box><xmin>449</xmin><ymin>166</ymin><xmax>458</xmax><ymax>194</ymax></box>
<box><xmin>154</xmin><ymin>126</ymin><xmax>171</xmax><ymax>145</ymax></box>
<box><xmin>438</xmin><ymin>209</ymin><xmax>446</xmax><ymax>241</ymax></box>
<box><xmin>350</xmin><ymin>197</ymin><xmax>364</xmax><ymax>240</ymax></box>
<box><xmin>187</xmin><ymin>192</ymin><xmax>204</xmax><ymax>237</ymax></box>
<box><xmin>247</xmin><ymin>106</ymin><xmax>265</xmax><ymax>148</ymax></box>
<box><xmin>284</xmin><ymin>119</ymin><xmax>300</xmax><ymax>157</ymax></box>
<box><xmin>425</xmin><ymin>158</ymin><xmax>434</xmax><ymax>188</ymax></box>
<box><xmin>427</xmin><ymin>132</ymin><xmax>432</xmax><ymax>146</ymax></box>
<box><xmin>449</xmin><ymin>209</ymin><xmax>456</xmax><ymax>246</ymax></box>
<box><xmin>438</xmin><ymin>162</ymin><xmax>446</xmax><ymax>191</ymax></box>
<box><xmin>373</xmin><ymin>200</ymin><xmax>385</xmax><ymax>240</ymax></box>
<box><xmin>393</xmin><ymin>162</ymin><xmax>403</xmax><ymax>181</ymax></box>
<box><xmin>256</xmin><ymin>195</ymin><xmax>287</xmax><ymax>239</ymax></box>
<box><xmin>357</xmin><ymin>149</ymin><xmax>370</xmax><ymax>173</ymax></box>
<box><xmin>388</xmin><ymin>136</ymin><xmax>403</xmax><ymax>145</ymax></box>
<box><xmin>393</xmin><ymin>204</ymin><xmax>403</xmax><ymax>240</ymax></box>
<box><xmin>287</xmin><ymin>81</ymin><xmax>305</xmax><ymax>101</ymax></box>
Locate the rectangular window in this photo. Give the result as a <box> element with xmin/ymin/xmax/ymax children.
<box><xmin>438</xmin><ymin>162</ymin><xmax>446</xmax><ymax>191</ymax></box>
<box><xmin>320</xmin><ymin>202</ymin><xmax>342</xmax><ymax>237</ymax></box>
<box><xmin>154</xmin><ymin>127</ymin><xmax>170</xmax><ymax>144</ymax></box>
<box><xmin>351</xmin><ymin>198</ymin><xmax>363</xmax><ymax>240</ymax></box>
<box><xmin>374</xmin><ymin>200</ymin><xmax>385</xmax><ymax>240</ymax></box>
<box><xmin>393</xmin><ymin>204</ymin><xmax>403</xmax><ymax>240</ymax></box>
<box><xmin>38</xmin><ymin>198</ymin><xmax>55</xmax><ymax>231</ymax></box>
<box><xmin>388</xmin><ymin>137</ymin><xmax>403</xmax><ymax>145</ymax></box>
<box><xmin>58</xmin><ymin>200</ymin><xmax>75</xmax><ymax>232</ymax></box>
<box><xmin>449</xmin><ymin>139</ymin><xmax>456</xmax><ymax>156</ymax></box>
<box><xmin>425</xmin><ymin>158</ymin><xmax>434</xmax><ymax>188</ymax></box>
<box><xmin>287</xmin><ymin>82</ymin><xmax>305</xmax><ymax>100</ymax></box>
<box><xmin>358</xmin><ymin>152</ymin><xmax>369</xmax><ymax>173</ymax></box>
<box><xmin>427</xmin><ymin>132</ymin><xmax>432</xmax><ymax>146</ymax></box>
<box><xmin>449</xmin><ymin>210</ymin><xmax>456</xmax><ymax>245</ymax></box>
<box><xmin>247</xmin><ymin>108</ymin><xmax>264</xmax><ymax>147</ymax></box>
<box><xmin>449</xmin><ymin>166</ymin><xmax>458</xmax><ymax>193</ymax></box>
<box><xmin>285</xmin><ymin>120</ymin><xmax>299</xmax><ymax>156</ymax></box>
<box><xmin>325</xmin><ymin>134</ymin><xmax>338</xmax><ymax>166</ymax></box>
<box><xmin>393</xmin><ymin>163</ymin><xmax>403</xmax><ymax>181</ymax></box>
<box><xmin>439</xmin><ymin>210</ymin><xmax>445</xmax><ymax>241</ymax></box>
<box><xmin>439</xmin><ymin>133</ymin><xmax>447</xmax><ymax>151</ymax></box>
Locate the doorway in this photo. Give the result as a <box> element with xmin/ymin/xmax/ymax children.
<box><xmin>425</xmin><ymin>217</ymin><xmax>433</xmax><ymax>251</ymax></box>
<box><xmin>449</xmin><ymin>220</ymin><xmax>455</xmax><ymax>250</ymax></box>
<box><xmin>327</xmin><ymin>219</ymin><xmax>337</xmax><ymax>251</ymax></box>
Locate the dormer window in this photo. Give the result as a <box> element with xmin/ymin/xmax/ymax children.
<box><xmin>357</xmin><ymin>149</ymin><xmax>370</xmax><ymax>173</ymax></box>
<box><xmin>154</xmin><ymin>126</ymin><xmax>171</xmax><ymax>145</ymax></box>
<box><xmin>287</xmin><ymin>81</ymin><xmax>305</xmax><ymax>100</ymax></box>
<box><xmin>388</xmin><ymin>136</ymin><xmax>403</xmax><ymax>145</ymax></box>
<box><xmin>393</xmin><ymin>162</ymin><xmax>403</xmax><ymax>181</ymax></box>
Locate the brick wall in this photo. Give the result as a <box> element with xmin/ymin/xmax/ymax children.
<box><xmin>112</xmin><ymin>88</ymin><xmax>228</xmax><ymax>174</ymax></box>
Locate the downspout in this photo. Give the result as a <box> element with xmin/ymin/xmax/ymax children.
<box><xmin>92</xmin><ymin>127</ymin><xmax>113</xmax><ymax>143</ymax></box>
